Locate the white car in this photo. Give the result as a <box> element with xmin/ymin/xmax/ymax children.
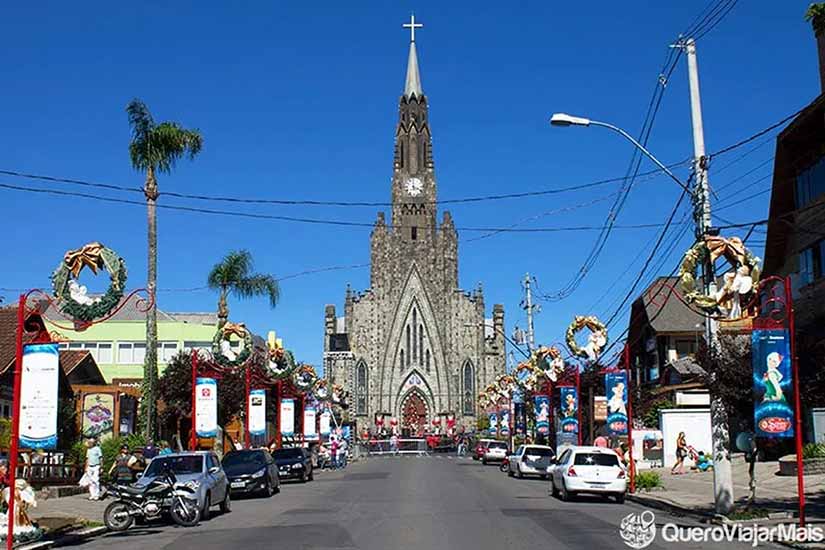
<box><xmin>550</xmin><ymin>446</ymin><xmax>626</xmax><ymax>503</ymax></box>
<box><xmin>482</xmin><ymin>441</ymin><xmax>509</xmax><ymax>464</ymax></box>
<box><xmin>508</xmin><ymin>445</ymin><xmax>554</xmax><ymax>479</ymax></box>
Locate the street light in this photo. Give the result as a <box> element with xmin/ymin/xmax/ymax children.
<box><xmin>548</xmin><ymin>113</ymin><xmax>692</xmax><ymax>194</ymax></box>
<box><xmin>463</xmin><ymin>322</ymin><xmax>530</xmax><ymax>359</ymax></box>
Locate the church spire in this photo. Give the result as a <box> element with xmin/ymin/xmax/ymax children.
<box><xmin>402</xmin><ymin>14</ymin><xmax>423</xmax><ymax>97</ymax></box>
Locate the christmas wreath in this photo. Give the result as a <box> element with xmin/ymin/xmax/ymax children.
<box><xmin>679</xmin><ymin>235</ymin><xmax>761</xmax><ymax>318</ymax></box>
<box><xmin>566</xmin><ymin>315</ymin><xmax>608</xmax><ymax>361</ymax></box>
<box><xmin>212</xmin><ymin>321</ymin><xmax>253</xmax><ymax>367</ymax></box>
<box><xmin>331</xmin><ymin>383</ymin><xmax>349</xmax><ymax>408</ymax></box>
<box><xmin>515</xmin><ymin>361</ymin><xmax>540</xmax><ymax>391</ymax></box>
<box><xmin>313</xmin><ymin>378</ymin><xmax>330</xmax><ymax>401</ymax></box>
<box><xmin>266</xmin><ymin>345</ymin><xmax>294</xmax><ymax>379</ymax></box>
<box><xmin>533</xmin><ymin>346</ymin><xmax>565</xmax><ymax>382</ymax></box>
<box><xmin>51</xmin><ymin>242</ymin><xmax>127</xmax><ymax>322</ymax></box>
<box><xmin>293</xmin><ymin>364</ymin><xmax>317</xmax><ymax>390</ymax></box>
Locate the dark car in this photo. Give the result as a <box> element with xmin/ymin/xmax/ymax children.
<box><xmin>271</xmin><ymin>447</ymin><xmax>313</xmax><ymax>482</ymax></box>
<box><xmin>221</xmin><ymin>449</ymin><xmax>280</xmax><ymax>497</ymax></box>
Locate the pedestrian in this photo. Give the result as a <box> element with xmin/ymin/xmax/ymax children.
<box><xmin>158</xmin><ymin>440</ymin><xmax>173</xmax><ymax>456</ymax></box>
<box><xmin>330</xmin><ymin>436</ymin><xmax>339</xmax><ymax>469</ymax></box>
<box><xmin>108</xmin><ymin>445</ymin><xmax>135</xmax><ymax>485</ymax></box>
<box><xmin>143</xmin><ymin>439</ymin><xmax>158</xmax><ymax>460</ymax></box>
<box><xmin>338</xmin><ymin>437</ymin><xmax>348</xmax><ymax>468</ymax></box>
<box><xmin>671</xmin><ymin>432</ymin><xmax>688</xmax><ymax>475</ymax></box>
<box><xmin>0</xmin><ymin>459</ymin><xmax>9</xmax><ymax>491</ymax></box>
<box><xmin>130</xmin><ymin>448</ymin><xmax>147</xmax><ymax>480</ymax></box>
<box><xmin>390</xmin><ymin>433</ymin><xmax>399</xmax><ymax>455</ymax></box>
<box><xmin>80</xmin><ymin>438</ymin><xmax>102</xmax><ymax>500</ymax></box>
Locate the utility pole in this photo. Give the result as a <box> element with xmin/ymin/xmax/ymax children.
<box><xmin>685</xmin><ymin>37</ymin><xmax>733</xmax><ymax>515</ymax></box>
<box><xmin>522</xmin><ymin>274</ymin><xmax>537</xmax><ymax>353</ymax></box>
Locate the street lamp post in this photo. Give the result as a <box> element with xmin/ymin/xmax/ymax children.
<box><xmin>549</xmin><ymin>111</ymin><xmax>734</xmax><ymax>513</ymax></box>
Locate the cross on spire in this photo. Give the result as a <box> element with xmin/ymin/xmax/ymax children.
<box><xmin>403</xmin><ymin>14</ymin><xmax>423</xmax><ymax>43</ymax></box>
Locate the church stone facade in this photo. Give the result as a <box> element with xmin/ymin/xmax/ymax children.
<box><xmin>323</xmin><ymin>35</ymin><xmax>506</xmax><ymax>433</ymax></box>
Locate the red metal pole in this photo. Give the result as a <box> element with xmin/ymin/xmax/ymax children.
<box><xmin>276</xmin><ymin>380</ymin><xmax>283</xmax><ymax>449</ymax></box>
<box><xmin>190</xmin><ymin>349</ymin><xmax>198</xmax><ymax>451</ymax></box>
<box><xmin>244</xmin><ymin>366</ymin><xmax>251</xmax><ymax>449</ymax></box>
<box><xmin>7</xmin><ymin>295</ymin><xmax>25</xmax><ymax>550</ymax></box>
<box><xmin>625</xmin><ymin>343</ymin><xmax>636</xmax><ymax>494</ymax></box>
<box><xmin>785</xmin><ymin>276</ymin><xmax>805</xmax><ymax>526</ymax></box>
<box><xmin>576</xmin><ymin>368</ymin><xmax>582</xmax><ymax>446</ymax></box>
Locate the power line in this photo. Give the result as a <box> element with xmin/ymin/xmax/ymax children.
<box><xmin>708</xmin><ymin>106</ymin><xmax>807</xmax><ymax>158</ymax></box>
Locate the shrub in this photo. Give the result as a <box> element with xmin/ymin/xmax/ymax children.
<box><xmin>67</xmin><ymin>440</ymin><xmax>87</xmax><ymax>465</ymax></box>
<box><xmin>802</xmin><ymin>443</ymin><xmax>825</xmax><ymax>459</ymax></box>
<box><xmin>635</xmin><ymin>470</ymin><xmax>662</xmax><ymax>490</ymax></box>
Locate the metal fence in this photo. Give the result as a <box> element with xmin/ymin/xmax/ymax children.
<box><xmin>359</xmin><ymin>438</ymin><xmax>429</xmax><ymax>456</ymax></box>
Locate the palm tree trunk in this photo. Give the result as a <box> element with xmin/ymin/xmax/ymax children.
<box><xmin>217</xmin><ymin>287</ymin><xmax>229</xmax><ymax>327</ymax></box>
<box><xmin>142</xmin><ymin>166</ymin><xmax>159</xmax><ymax>440</ymax></box>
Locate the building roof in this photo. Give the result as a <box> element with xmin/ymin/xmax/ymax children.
<box><xmin>666</xmin><ymin>356</ymin><xmax>706</xmax><ymax>377</ymax></box>
<box><xmin>60</xmin><ymin>349</ymin><xmax>107</xmax><ymax>385</ymax></box>
<box><xmin>0</xmin><ymin>306</ymin><xmax>41</xmax><ymax>374</ymax></box>
<box><xmin>404</xmin><ymin>41</ymin><xmax>423</xmax><ymax>98</ymax></box>
<box><xmin>630</xmin><ymin>276</ymin><xmax>704</xmax><ymax>334</ymax></box>
<box><xmin>43</xmin><ymin>293</ymin><xmax>175</xmax><ymax>323</ymax></box>
<box><xmin>168</xmin><ymin>312</ymin><xmax>218</xmax><ymax>325</ymax></box>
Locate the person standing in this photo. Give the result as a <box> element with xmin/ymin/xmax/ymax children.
<box><xmin>143</xmin><ymin>439</ymin><xmax>158</xmax><ymax>461</ymax></box>
<box><xmin>338</xmin><ymin>437</ymin><xmax>348</xmax><ymax>469</ymax></box>
<box><xmin>671</xmin><ymin>432</ymin><xmax>688</xmax><ymax>475</ymax></box>
<box><xmin>330</xmin><ymin>437</ymin><xmax>339</xmax><ymax>469</ymax></box>
<box><xmin>83</xmin><ymin>438</ymin><xmax>102</xmax><ymax>500</ymax></box>
<box><xmin>390</xmin><ymin>433</ymin><xmax>399</xmax><ymax>456</ymax></box>
<box><xmin>108</xmin><ymin>445</ymin><xmax>134</xmax><ymax>485</ymax></box>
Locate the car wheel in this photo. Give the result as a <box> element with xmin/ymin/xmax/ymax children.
<box><xmin>300</xmin><ymin>470</ymin><xmax>307</xmax><ymax>483</ymax></box>
<box><xmin>615</xmin><ymin>493</ymin><xmax>626</xmax><ymax>504</ymax></box>
<box><xmin>507</xmin><ymin>468</ymin><xmax>514</xmax><ymax>477</ymax></box>
<box><xmin>201</xmin><ymin>492</ymin><xmax>211</xmax><ymax>521</ymax></box>
<box><xmin>551</xmin><ymin>479</ymin><xmax>560</xmax><ymax>498</ymax></box>
<box><xmin>219</xmin><ymin>490</ymin><xmax>231</xmax><ymax>514</ymax></box>
<box><xmin>482</xmin><ymin>458</ymin><xmax>487</xmax><ymax>465</ymax></box>
<box><xmin>517</xmin><ymin>466</ymin><xmax>524</xmax><ymax>479</ymax></box>
<box><xmin>560</xmin><ymin>480</ymin><xmax>573</xmax><ymax>502</ymax></box>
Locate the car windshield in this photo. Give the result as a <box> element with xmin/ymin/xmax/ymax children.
<box><xmin>222</xmin><ymin>451</ymin><xmax>267</xmax><ymax>467</ymax></box>
<box><xmin>488</xmin><ymin>442</ymin><xmax>507</xmax><ymax>450</ymax></box>
<box><xmin>145</xmin><ymin>455</ymin><xmax>203</xmax><ymax>477</ymax></box>
<box><xmin>573</xmin><ymin>453</ymin><xmax>620</xmax><ymax>466</ymax></box>
<box><xmin>272</xmin><ymin>448</ymin><xmax>304</xmax><ymax>460</ymax></box>
<box><xmin>523</xmin><ymin>447</ymin><xmax>553</xmax><ymax>457</ymax></box>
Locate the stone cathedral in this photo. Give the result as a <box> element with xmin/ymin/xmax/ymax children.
<box><xmin>323</xmin><ymin>23</ymin><xmax>506</xmax><ymax>434</ymax></box>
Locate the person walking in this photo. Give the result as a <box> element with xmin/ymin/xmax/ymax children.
<box><xmin>671</xmin><ymin>432</ymin><xmax>688</xmax><ymax>475</ymax></box>
<box><xmin>82</xmin><ymin>438</ymin><xmax>102</xmax><ymax>500</ymax></box>
<box><xmin>338</xmin><ymin>437</ymin><xmax>348</xmax><ymax>468</ymax></box>
<box><xmin>330</xmin><ymin>437</ymin><xmax>339</xmax><ymax>469</ymax></box>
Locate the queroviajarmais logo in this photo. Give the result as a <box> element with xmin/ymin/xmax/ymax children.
<box><xmin>620</xmin><ymin>510</ymin><xmax>656</xmax><ymax>549</ymax></box>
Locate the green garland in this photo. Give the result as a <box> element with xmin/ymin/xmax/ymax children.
<box><xmin>679</xmin><ymin>238</ymin><xmax>761</xmax><ymax>314</ymax></box>
<box><xmin>212</xmin><ymin>324</ymin><xmax>253</xmax><ymax>368</ymax></box>
<box><xmin>51</xmin><ymin>245</ymin><xmax>127</xmax><ymax>323</ymax></box>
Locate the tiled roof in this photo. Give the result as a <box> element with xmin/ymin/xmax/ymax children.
<box><xmin>0</xmin><ymin>306</ymin><xmax>41</xmax><ymax>374</ymax></box>
<box><xmin>167</xmin><ymin>312</ymin><xmax>218</xmax><ymax>325</ymax></box>
<box><xmin>634</xmin><ymin>277</ymin><xmax>704</xmax><ymax>333</ymax></box>
<box><xmin>666</xmin><ymin>356</ymin><xmax>706</xmax><ymax>377</ymax></box>
<box><xmin>60</xmin><ymin>349</ymin><xmax>91</xmax><ymax>374</ymax></box>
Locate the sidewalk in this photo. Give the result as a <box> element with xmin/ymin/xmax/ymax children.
<box><xmin>630</xmin><ymin>455</ymin><xmax>825</xmax><ymax>521</ymax></box>
<box><xmin>31</xmin><ymin>492</ymin><xmax>108</xmax><ymax>525</ymax></box>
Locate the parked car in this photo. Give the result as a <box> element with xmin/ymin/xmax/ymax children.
<box><xmin>550</xmin><ymin>446</ymin><xmax>626</xmax><ymax>503</ymax></box>
<box><xmin>222</xmin><ymin>449</ymin><xmax>280</xmax><ymax>497</ymax></box>
<box><xmin>474</xmin><ymin>439</ymin><xmax>496</xmax><ymax>461</ymax></box>
<box><xmin>508</xmin><ymin>445</ymin><xmax>555</xmax><ymax>479</ymax></box>
<box><xmin>271</xmin><ymin>447</ymin><xmax>314</xmax><ymax>482</ymax></box>
<box><xmin>139</xmin><ymin>452</ymin><xmax>230</xmax><ymax>520</ymax></box>
<box><xmin>482</xmin><ymin>441</ymin><xmax>509</xmax><ymax>465</ymax></box>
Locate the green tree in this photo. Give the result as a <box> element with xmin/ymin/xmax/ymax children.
<box><xmin>207</xmin><ymin>250</ymin><xmax>279</xmax><ymax>326</ymax></box>
<box><xmin>127</xmin><ymin>99</ymin><xmax>203</xmax><ymax>439</ymax></box>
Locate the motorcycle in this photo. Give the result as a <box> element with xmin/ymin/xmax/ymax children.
<box><xmin>499</xmin><ymin>456</ymin><xmax>510</xmax><ymax>473</ymax></box>
<box><xmin>103</xmin><ymin>469</ymin><xmax>200</xmax><ymax>532</ymax></box>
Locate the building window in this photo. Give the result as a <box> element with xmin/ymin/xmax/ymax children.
<box><xmin>412</xmin><ymin>310</ymin><xmax>417</xmax><ymax>363</ymax></box>
<box><xmin>157</xmin><ymin>342</ymin><xmax>179</xmax><ymax>362</ymax></box>
<box><xmin>400</xmin><ymin>349</ymin><xmax>405</xmax><ymax>370</ymax></box>
<box><xmin>0</xmin><ymin>399</ymin><xmax>11</xmax><ymax>418</ymax></box>
<box><xmin>411</xmin><ymin>226</ymin><xmax>418</xmax><ymax>240</ymax></box>
<box><xmin>117</xmin><ymin>342</ymin><xmax>147</xmax><ymax>364</ymax></box>
<box><xmin>425</xmin><ymin>349</ymin><xmax>430</xmax><ymax>372</ymax></box>
<box><xmin>356</xmin><ymin>361</ymin><xmax>367</xmax><ymax>415</ymax></box>
<box><xmin>799</xmin><ymin>240</ymin><xmax>825</xmax><ymax>286</ymax></box>
<box><xmin>463</xmin><ymin>361</ymin><xmax>475</xmax><ymax>415</ymax></box>
<box><xmin>674</xmin><ymin>339</ymin><xmax>697</xmax><ymax>359</ymax></box>
<box><xmin>62</xmin><ymin>342</ymin><xmax>112</xmax><ymax>363</ymax></box>
<box><xmin>406</xmin><ymin>326</ymin><xmax>411</xmax><ymax>367</ymax></box>
<box><xmin>796</xmin><ymin>156</ymin><xmax>825</xmax><ymax>208</ymax></box>
<box><xmin>183</xmin><ymin>341</ymin><xmax>212</xmax><ymax>352</ymax></box>
<box><xmin>419</xmin><ymin>327</ymin><xmax>424</xmax><ymax>365</ymax></box>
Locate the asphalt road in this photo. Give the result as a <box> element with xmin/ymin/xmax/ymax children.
<box><xmin>78</xmin><ymin>455</ymin><xmax>782</xmax><ymax>550</ymax></box>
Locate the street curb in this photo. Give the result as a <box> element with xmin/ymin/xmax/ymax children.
<box><xmin>18</xmin><ymin>526</ymin><xmax>107</xmax><ymax>550</ymax></box>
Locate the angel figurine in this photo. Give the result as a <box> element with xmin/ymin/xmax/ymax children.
<box><xmin>583</xmin><ymin>329</ymin><xmax>607</xmax><ymax>362</ymax></box>
<box><xmin>68</xmin><ymin>280</ymin><xmax>100</xmax><ymax>306</ymax></box>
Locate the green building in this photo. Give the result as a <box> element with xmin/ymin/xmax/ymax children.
<box><xmin>45</xmin><ymin>296</ymin><xmax>234</xmax><ymax>382</ymax></box>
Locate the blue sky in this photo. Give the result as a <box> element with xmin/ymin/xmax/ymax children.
<box><xmin>0</xmin><ymin>1</ymin><xmax>816</xmax><ymax>369</ymax></box>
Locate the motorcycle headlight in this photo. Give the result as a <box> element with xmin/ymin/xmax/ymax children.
<box><xmin>252</xmin><ymin>469</ymin><xmax>266</xmax><ymax>479</ymax></box>
<box><xmin>291</xmin><ymin>463</ymin><xmax>303</xmax><ymax>470</ymax></box>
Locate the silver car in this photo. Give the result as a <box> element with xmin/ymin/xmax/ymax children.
<box><xmin>508</xmin><ymin>445</ymin><xmax>555</xmax><ymax>479</ymax></box>
<box><xmin>138</xmin><ymin>452</ymin><xmax>230</xmax><ymax>520</ymax></box>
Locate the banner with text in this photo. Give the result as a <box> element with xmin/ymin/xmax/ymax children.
<box><xmin>195</xmin><ymin>377</ymin><xmax>218</xmax><ymax>438</ymax></box>
<box><xmin>280</xmin><ymin>398</ymin><xmax>295</xmax><ymax>437</ymax></box>
<box><xmin>248</xmin><ymin>389</ymin><xmax>266</xmax><ymax>437</ymax></box>
<box><xmin>320</xmin><ymin>409</ymin><xmax>331</xmax><ymax>436</ymax></box>
<box><xmin>559</xmin><ymin>387</ymin><xmax>579</xmax><ymax>438</ymax></box>
<box><xmin>534</xmin><ymin>395</ymin><xmax>550</xmax><ymax>436</ymax></box>
<box><xmin>20</xmin><ymin>343</ymin><xmax>60</xmax><ymax>449</ymax></box>
<box><xmin>605</xmin><ymin>372</ymin><xmax>628</xmax><ymax>436</ymax></box>
<box><xmin>753</xmin><ymin>329</ymin><xmax>794</xmax><ymax>438</ymax></box>
<box><xmin>488</xmin><ymin>412</ymin><xmax>498</xmax><ymax>436</ymax></box>
<box><xmin>304</xmin><ymin>407</ymin><xmax>317</xmax><ymax>440</ymax></box>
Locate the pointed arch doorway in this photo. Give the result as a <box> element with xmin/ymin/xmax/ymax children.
<box><xmin>400</xmin><ymin>390</ymin><xmax>428</xmax><ymax>437</ymax></box>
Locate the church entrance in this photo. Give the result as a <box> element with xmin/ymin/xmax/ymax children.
<box><xmin>400</xmin><ymin>391</ymin><xmax>428</xmax><ymax>437</ymax></box>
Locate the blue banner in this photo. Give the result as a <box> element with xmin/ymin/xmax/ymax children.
<box><xmin>534</xmin><ymin>395</ymin><xmax>550</xmax><ymax>436</ymax></box>
<box><xmin>514</xmin><ymin>403</ymin><xmax>526</xmax><ymax>435</ymax></box>
<box><xmin>605</xmin><ymin>372</ymin><xmax>628</xmax><ymax>436</ymax></box>
<box><xmin>499</xmin><ymin>409</ymin><xmax>511</xmax><ymax>436</ymax></box>
<box><xmin>488</xmin><ymin>412</ymin><xmax>498</xmax><ymax>436</ymax></box>
<box><xmin>753</xmin><ymin>329</ymin><xmax>794</xmax><ymax>438</ymax></box>
<box><xmin>559</xmin><ymin>387</ymin><xmax>579</xmax><ymax>437</ymax></box>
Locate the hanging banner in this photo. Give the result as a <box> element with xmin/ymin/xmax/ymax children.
<box><xmin>304</xmin><ymin>407</ymin><xmax>317</xmax><ymax>440</ymax></box>
<box><xmin>605</xmin><ymin>372</ymin><xmax>628</xmax><ymax>436</ymax></box>
<box><xmin>753</xmin><ymin>329</ymin><xmax>794</xmax><ymax>438</ymax></box>
<box><xmin>559</xmin><ymin>387</ymin><xmax>579</xmax><ymax>437</ymax></box>
<box><xmin>280</xmin><ymin>398</ymin><xmax>295</xmax><ymax>437</ymax></box>
<box><xmin>534</xmin><ymin>395</ymin><xmax>550</xmax><ymax>436</ymax></box>
<box><xmin>488</xmin><ymin>412</ymin><xmax>498</xmax><ymax>436</ymax></box>
<box><xmin>499</xmin><ymin>408</ymin><xmax>511</xmax><ymax>437</ymax></box>
<box><xmin>81</xmin><ymin>392</ymin><xmax>115</xmax><ymax>440</ymax></box>
<box><xmin>20</xmin><ymin>343</ymin><xmax>60</xmax><ymax>449</ymax></box>
<box><xmin>320</xmin><ymin>409</ymin><xmax>331</xmax><ymax>436</ymax></box>
<box><xmin>248</xmin><ymin>389</ymin><xmax>266</xmax><ymax>437</ymax></box>
<box><xmin>514</xmin><ymin>403</ymin><xmax>526</xmax><ymax>435</ymax></box>
<box><xmin>195</xmin><ymin>377</ymin><xmax>218</xmax><ymax>438</ymax></box>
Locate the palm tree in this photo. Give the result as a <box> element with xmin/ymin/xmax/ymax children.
<box><xmin>127</xmin><ymin>99</ymin><xmax>203</xmax><ymax>440</ymax></box>
<box><xmin>207</xmin><ymin>250</ymin><xmax>280</xmax><ymax>326</ymax></box>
